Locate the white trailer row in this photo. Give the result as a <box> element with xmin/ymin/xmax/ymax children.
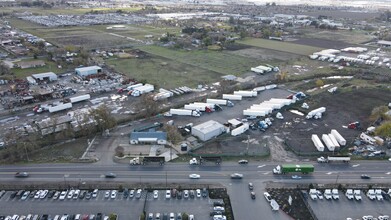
<box><xmin>166</xmin><ymin>109</ymin><xmax>201</xmax><ymax>117</ymax></box>
<box><xmin>312</xmin><ymin>129</ymin><xmax>346</xmax><ymax>152</ymax></box>
<box><xmin>132</xmin><ymin>84</ymin><xmax>154</xmax><ymax>97</ymax></box>
<box><xmin>68</xmin><ymin>94</ymin><xmax>91</xmax><ymax>104</ymax></box>
<box><xmin>234</xmin><ymin>90</ymin><xmax>257</xmax><ymax>97</ymax></box>
<box><xmin>243</xmin><ymin>97</ymin><xmax>295</xmax><ymax>117</ymax></box>
<box><xmin>330</xmin><ymin>129</ymin><xmax>346</xmax><ymax>146</ymax></box>
<box><xmin>206</xmin><ymin>99</ymin><xmax>234</xmax><ymax>107</ymax></box>
<box><xmin>222</xmin><ymin>94</ymin><xmax>242</xmax><ymax>100</ymax></box>
<box><xmin>322</xmin><ymin>134</ymin><xmax>336</xmax><ymax>152</ymax></box>
<box><xmin>49</xmin><ymin>103</ymin><xmax>73</xmax><ymax>113</ymax></box>
<box><xmin>153</xmin><ymin>88</ymin><xmax>173</xmax><ymax>101</ymax></box>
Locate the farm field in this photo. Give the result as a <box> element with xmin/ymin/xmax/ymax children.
<box><xmin>300</xmin><ymin>29</ymin><xmax>374</xmax><ymax>44</ymax></box>
<box><xmin>136</xmin><ymin>45</ymin><xmax>262</xmax><ymax>76</ymax></box>
<box><xmin>106</xmin><ymin>56</ymin><xmax>221</xmax><ymax>89</ymax></box>
<box><xmin>0</xmin><ymin>7</ymin><xmax>142</xmax><ymax>15</ymax></box>
<box><xmin>237</xmin><ymin>38</ymin><xmax>324</xmax><ymax>56</ymax></box>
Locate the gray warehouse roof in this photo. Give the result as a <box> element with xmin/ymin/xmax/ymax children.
<box><xmin>32</xmin><ymin>72</ymin><xmax>57</xmax><ymax>80</ymax></box>
<box><xmin>130</xmin><ymin>131</ymin><xmax>167</xmax><ymax>140</ymax></box>
<box><xmin>192</xmin><ymin>120</ymin><xmax>224</xmax><ymax>134</ymax></box>
<box><xmin>75</xmin><ymin>66</ymin><xmax>102</xmax><ymax>72</ymax></box>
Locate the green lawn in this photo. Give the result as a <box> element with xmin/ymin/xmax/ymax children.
<box><xmin>137</xmin><ymin>45</ymin><xmax>261</xmax><ymax>76</ymax></box>
<box><xmin>237</xmin><ymin>38</ymin><xmax>324</xmax><ymax>56</ymax></box>
<box><xmin>11</xmin><ymin>59</ymin><xmax>64</xmax><ymax>78</ymax></box>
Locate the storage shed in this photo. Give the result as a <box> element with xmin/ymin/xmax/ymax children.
<box><xmin>32</xmin><ymin>72</ymin><xmax>57</xmax><ymax>82</ymax></box>
<box><xmin>130</xmin><ymin>132</ymin><xmax>167</xmax><ymax>145</ymax></box>
<box><xmin>191</xmin><ymin>120</ymin><xmax>225</xmax><ymax>141</ymax></box>
<box><xmin>75</xmin><ymin>66</ymin><xmax>102</xmax><ymax>78</ymax></box>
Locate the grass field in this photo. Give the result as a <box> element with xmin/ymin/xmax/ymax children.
<box><xmin>137</xmin><ymin>45</ymin><xmax>261</xmax><ymax>75</ymax></box>
<box><xmin>237</xmin><ymin>38</ymin><xmax>324</xmax><ymax>56</ymax></box>
<box><xmin>11</xmin><ymin>59</ymin><xmax>64</xmax><ymax>77</ymax></box>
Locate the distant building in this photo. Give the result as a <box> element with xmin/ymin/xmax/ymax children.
<box><xmin>16</xmin><ymin>60</ymin><xmax>46</xmax><ymax>69</ymax></box>
<box><xmin>130</xmin><ymin>132</ymin><xmax>167</xmax><ymax>145</ymax></box>
<box><xmin>377</xmin><ymin>40</ymin><xmax>391</xmax><ymax>47</ymax></box>
<box><xmin>75</xmin><ymin>66</ymin><xmax>102</xmax><ymax>78</ymax></box>
<box><xmin>32</xmin><ymin>72</ymin><xmax>58</xmax><ymax>82</ymax></box>
<box><xmin>191</xmin><ymin>120</ymin><xmax>225</xmax><ymax>141</ymax></box>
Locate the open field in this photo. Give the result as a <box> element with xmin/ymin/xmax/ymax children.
<box><xmin>137</xmin><ymin>45</ymin><xmax>261</xmax><ymax>76</ymax></box>
<box><xmin>0</xmin><ymin>7</ymin><xmax>142</xmax><ymax>15</ymax></box>
<box><xmin>106</xmin><ymin>56</ymin><xmax>221</xmax><ymax>88</ymax></box>
<box><xmin>106</xmin><ymin>25</ymin><xmax>181</xmax><ymax>41</ymax></box>
<box><xmin>299</xmin><ymin>29</ymin><xmax>374</xmax><ymax>44</ymax></box>
<box><xmin>237</xmin><ymin>38</ymin><xmax>324</xmax><ymax>56</ymax></box>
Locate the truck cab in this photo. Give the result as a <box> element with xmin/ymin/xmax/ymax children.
<box><xmin>317</xmin><ymin>156</ymin><xmax>327</xmax><ymax>163</ymax></box>
<box><xmin>366</xmin><ymin>189</ymin><xmax>376</xmax><ymax>200</ymax></box>
<box><xmin>345</xmin><ymin>189</ymin><xmax>354</xmax><ymax>200</ymax></box>
<box><xmin>272</xmin><ymin>165</ymin><xmax>282</xmax><ymax>174</ymax></box>
<box><xmin>189</xmin><ymin>158</ymin><xmax>198</xmax><ymax>165</ymax></box>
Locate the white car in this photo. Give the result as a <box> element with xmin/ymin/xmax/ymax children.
<box><xmin>184</xmin><ymin>190</ymin><xmax>189</xmax><ymax>199</ymax></box>
<box><xmin>196</xmin><ymin>189</ymin><xmax>201</xmax><ymax>198</ymax></box>
<box><xmin>264</xmin><ymin>192</ymin><xmax>272</xmax><ymax>202</ymax></box>
<box><xmin>40</xmin><ymin>190</ymin><xmax>48</xmax><ymax>199</ymax></box>
<box><xmin>92</xmin><ymin>189</ymin><xmax>98</xmax><ymax>198</ymax></box>
<box><xmin>111</xmin><ymin>190</ymin><xmax>117</xmax><ymax>199</ymax></box>
<box><xmin>213</xmin><ymin>206</ymin><xmax>225</xmax><ymax>211</ymax></box>
<box><xmin>59</xmin><ymin>191</ymin><xmax>67</xmax><ymax>200</ymax></box>
<box><xmin>129</xmin><ymin>190</ymin><xmax>135</xmax><ymax>198</ymax></box>
<box><xmin>67</xmin><ymin>190</ymin><xmax>74</xmax><ymax>199</ymax></box>
<box><xmin>104</xmin><ymin>190</ymin><xmax>110</xmax><ymax>199</ymax></box>
<box><xmin>34</xmin><ymin>190</ymin><xmax>41</xmax><ymax>199</ymax></box>
<box><xmin>73</xmin><ymin>189</ymin><xmax>80</xmax><ymax>199</ymax></box>
<box><xmin>189</xmin><ymin>174</ymin><xmax>201</xmax><ymax>179</ymax></box>
<box><xmin>21</xmin><ymin>191</ymin><xmax>30</xmax><ymax>200</ymax></box>
<box><xmin>153</xmin><ymin>190</ymin><xmax>158</xmax><ymax>199</ymax></box>
<box><xmin>165</xmin><ymin>190</ymin><xmax>171</xmax><ymax>199</ymax></box>
<box><xmin>189</xmin><ymin>215</ymin><xmax>194</xmax><ymax>220</ymax></box>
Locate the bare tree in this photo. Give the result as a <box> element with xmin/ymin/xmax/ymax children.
<box><xmin>164</xmin><ymin>125</ymin><xmax>183</xmax><ymax>145</ymax></box>
<box><xmin>90</xmin><ymin>105</ymin><xmax>117</xmax><ymax>134</ymax></box>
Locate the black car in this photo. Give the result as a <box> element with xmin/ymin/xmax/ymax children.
<box><xmin>15</xmin><ymin>172</ymin><xmax>29</xmax><ymax>178</ymax></box>
<box><xmin>49</xmin><ymin>190</ymin><xmax>56</xmax><ymax>198</ymax></box>
<box><xmin>10</xmin><ymin>191</ymin><xmax>17</xmax><ymax>199</ymax></box>
<box><xmin>189</xmin><ymin>190</ymin><xmax>195</xmax><ymax>198</ymax></box>
<box><xmin>202</xmin><ymin>188</ymin><xmax>208</xmax><ymax>197</ymax></box>
<box><xmin>85</xmin><ymin>192</ymin><xmax>92</xmax><ymax>200</ymax></box>
<box><xmin>177</xmin><ymin>191</ymin><xmax>182</xmax><ymax>199</ymax></box>
<box><xmin>238</xmin><ymin>160</ymin><xmax>249</xmax><ymax>164</ymax></box>
<box><xmin>41</xmin><ymin>215</ymin><xmax>49</xmax><ymax>220</ymax></box>
<box><xmin>123</xmin><ymin>189</ymin><xmax>129</xmax><ymax>198</ymax></box>
<box><xmin>361</xmin><ymin>174</ymin><xmax>371</xmax><ymax>179</ymax></box>
<box><xmin>79</xmin><ymin>191</ymin><xmax>87</xmax><ymax>199</ymax></box>
<box><xmin>96</xmin><ymin>213</ymin><xmax>102</xmax><ymax>220</ymax></box>
<box><xmin>162</xmin><ymin>213</ymin><xmax>168</xmax><ymax>220</ymax></box>
<box><xmin>210</xmin><ymin>211</ymin><xmax>224</xmax><ymax>216</ymax></box>
<box><xmin>105</xmin><ymin>173</ymin><xmax>117</xmax><ymax>178</ymax></box>
<box><xmin>213</xmin><ymin>201</ymin><xmax>224</xmax><ymax>206</ymax></box>
<box><xmin>30</xmin><ymin>190</ymin><xmax>37</xmax><ymax>198</ymax></box>
<box><xmin>230</xmin><ymin>173</ymin><xmax>243</xmax><ymax>179</ymax></box>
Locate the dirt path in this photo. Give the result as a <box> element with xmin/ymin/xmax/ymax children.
<box><xmin>266</xmin><ymin>134</ymin><xmax>299</xmax><ymax>162</ymax></box>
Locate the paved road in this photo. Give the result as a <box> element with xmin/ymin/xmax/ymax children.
<box><xmin>1</xmin><ymin>161</ymin><xmax>391</xmax><ymax>220</ymax></box>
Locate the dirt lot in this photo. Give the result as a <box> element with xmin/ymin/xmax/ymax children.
<box><xmin>290</xmin><ymin>37</ymin><xmax>357</xmax><ymax>49</ymax></box>
<box><xmin>227</xmin><ymin>47</ymin><xmax>301</xmax><ymax>64</ymax></box>
<box><xmin>275</xmin><ymin>88</ymin><xmax>391</xmax><ymax>154</ymax></box>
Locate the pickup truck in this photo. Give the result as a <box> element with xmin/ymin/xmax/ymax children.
<box><xmin>345</xmin><ymin>189</ymin><xmax>354</xmax><ymax>200</ymax></box>
<box><xmin>324</xmin><ymin>189</ymin><xmax>332</xmax><ymax>200</ymax></box>
<box><xmin>309</xmin><ymin>189</ymin><xmax>318</xmax><ymax>200</ymax></box>
<box><xmin>353</xmin><ymin>190</ymin><xmax>362</xmax><ymax>201</ymax></box>
<box><xmin>367</xmin><ymin>189</ymin><xmax>376</xmax><ymax>200</ymax></box>
<box><xmin>332</xmin><ymin>189</ymin><xmax>339</xmax><ymax>200</ymax></box>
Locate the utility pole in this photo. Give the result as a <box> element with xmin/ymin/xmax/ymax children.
<box><xmin>165</xmin><ymin>171</ymin><xmax>168</xmax><ymax>188</ymax></box>
<box><xmin>246</xmin><ymin>135</ymin><xmax>250</xmax><ymax>155</ymax></box>
<box><xmin>24</xmin><ymin>144</ymin><xmax>30</xmax><ymax>161</ymax></box>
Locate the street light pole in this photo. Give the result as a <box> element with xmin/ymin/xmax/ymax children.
<box><xmin>165</xmin><ymin>171</ymin><xmax>168</xmax><ymax>188</ymax></box>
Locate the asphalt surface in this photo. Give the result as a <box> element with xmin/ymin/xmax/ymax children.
<box><xmin>1</xmin><ymin>161</ymin><xmax>391</xmax><ymax>220</ymax></box>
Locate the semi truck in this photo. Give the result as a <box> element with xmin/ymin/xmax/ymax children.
<box><xmin>67</xmin><ymin>94</ymin><xmax>91</xmax><ymax>104</ymax></box>
<box><xmin>48</xmin><ymin>103</ymin><xmax>73</xmax><ymax>113</ymax></box>
<box><xmin>222</xmin><ymin>94</ymin><xmax>242</xmax><ymax>101</ymax></box>
<box><xmin>306</xmin><ymin>107</ymin><xmax>326</xmax><ymax>119</ymax></box>
<box><xmin>130</xmin><ymin>156</ymin><xmax>165</xmax><ymax>165</ymax></box>
<box><xmin>273</xmin><ymin>164</ymin><xmax>314</xmax><ymax>174</ymax></box>
<box><xmin>184</xmin><ymin>104</ymin><xmax>213</xmax><ymax>112</ymax></box>
<box><xmin>317</xmin><ymin>156</ymin><xmax>350</xmax><ymax>163</ymax></box>
<box><xmin>206</xmin><ymin>99</ymin><xmax>234</xmax><ymax>107</ymax></box>
<box><xmin>166</xmin><ymin>109</ymin><xmax>201</xmax><ymax>117</ymax></box>
<box><xmin>199</xmin><ymin>156</ymin><xmax>222</xmax><ymax>165</ymax></box>
<box><xmin>131</xmin><ymin>84</ymin><xmax>154</xmax><ymax>97</ymax></box>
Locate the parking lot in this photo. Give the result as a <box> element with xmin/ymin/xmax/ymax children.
<box><xmin>0</xmin><ymin>188</ymin><xmax>217</xmax><ymax>220</ymax></box>
<box><xmin>308</xmin><ymin>189</ymin><xmax>391</xmax><ymax>219</ymax></box>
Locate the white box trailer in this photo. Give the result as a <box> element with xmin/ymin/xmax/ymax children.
<box><xmin>153</xmin><ymin>92</ymin><xmax>173</xmax><ymax>101</ymax></box>
<box><xmin>243</xmin><ymin>109</ymin><xmax>266</xmax><ymax>117</ymax></box>
<box><xmin>322</xmin><ymin>134</ymin><xmax>335</xmax><ymax>152</ymax></box>
<box><xmin>49</xmin><ymin>103</ymin><xmax>73</xmax><ymax>113</ymax></box>
<box><xmin>250</xmin><ymin>106</ymin><xmax>273</xmax><ymax>114</ymax></box>
<box><xmin>253</xmin><ymin>86</ymin><xmax>266</xmax><ymax>92</ymax></box>
<box><xmin>69</xmin><ymin>94</ymin><xmax>91</xmax><ymax>103</ymax></box>
<box><xmin>269</xmin><ymin>98</ymin><xmax>293</xmax><ymax>105</ymax></box>
<box><xmin>263</xmin><ymin>101</ymin><xmax>284</xmax><ymax>109</ymax></box>
<box><xmin>312</xmin><ymin>134</ymin><xmax>325</xmax><ymax>152</ymax></box>
<box><xmin>265</xmin><ymin>84</ymin><xmax>277</xmax><ymax>90</ymax></box>
<box><xmin>223</xmin><ymin>94</ymin><xmax>242</xmax><ymax>100</ymax></box>
<box><xmin>133</xmin><ymin>84</ymin><xmax>154</xmax><ymax>96</ymax></box>
<box><xmin>234</xmin><ymin>90</ymin><xmax>257</xmax><ymax>97</ymax></box>
<box><xmin>254</xmin><ymin>65</ymin><xmax>272</xmax><ymax>72</ymax></box>
<box><xmin>169</xmin><ymin>109</ymin><xmax>201</xmax><ymax>117</ymax></box>
<box><xmin>255</xmin><ymin>103</ymin><xmax>279</xmax><ymax>110</ymax></box>
<box><xmin>184</xmin><ymin>104</ymin><xmax>206</xmax><ymax>112</ymax></box>
<box><xmin>330</xmin><ymin>129</ymin><xmax>346</xmax><ymax>146</ymax></box>
<box><xmin>206</xmin><ymin>99</ymin><xmax>234</xmax><ymax>107</ymax></box>
<box><xmin>193</xmin><ymin>102</ymin><xmax>215</xmax><ymax>108</ymax></box>
<box><xmin>231</xmin><ymin>123</ymin><xmax>249</xmax><ymax>136</ymax></box>
<box><xmin>250</xmin><ymin>67</ymin><xmax>264</xmax><ymax>74</ymax></box>
<box><xmin>127</xmin><ymin>83</ymin><xmax>143</xmax><ymax>91</ymax></box>
<box><xmin>306</xmin><ymin>107</ymin><xmax>326</xmax><ymax>119</ymax></box>
<box><xmin>328</xmin><ymin>134</ymin><xmax>340</xmax><ymax>149</ymax></box>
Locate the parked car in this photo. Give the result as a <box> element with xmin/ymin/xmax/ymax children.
<box><xmin>251</xmin><ymin>192</ymin><xmax>256</xmax><ymax>199</ymax></box>
<box><xmin>213</xmin><ymin>201</ymin><xmax>224</xmax><ymax>206</ymax></box>
<box><xmin>92</xmin><ymin>189</ymin><xmax>99</xmax><ymax>198</ymax></box>
<box><xmin>202</xmin><ymin>188</ymin><xmax>208</xmax><ymax>197</ymax></box>
<box><xmin>153</xmin><ymin>190</ymin><xmax>159</xmax><ymax>199</ymax></box>
<box><xmin>165</xmin><ymin>190</ymin><xmax>171</xmax><ymax>199</ymax></box>
<box><xmin>248</xmin><ymin>182</ymin><xmax>254</xmax><ymax>190</ymax></box>
<box><xmin>196</xmin><ymin>189</ymin><xmax>201</xmax><ymax>198</ymax></box>
<box><xmin>104</xmin><ymin>190</ymin><xmax>110</xmax><ymax>199</ymax></box>
<box><xmin>184</xmin><ymin>190</ymin><xmax>189</xmax><ymax>199</ymax></box>
<box><xmin>110</xmin><ymin>190</ymin><xmax>117</xmax><ymax>199</ymax></box>
<box><xmin>136</xmin><ymin>189</ymin><xmax>142</xmax><ymax>199</ymax></box>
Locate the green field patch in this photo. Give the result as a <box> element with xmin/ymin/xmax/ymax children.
<box><xmin>237</xmin><ymin>38</ymin><xmax>324</xmax><ymax>56</ymax></box>
<box><xmin>137</xmin><ymin>45</ymin><xmax>261</xmax><ymax>76</ymax></box>
<box><xmin>107</xmin><ymin>56</ymin><xmax>222</xmax><ymax>89</ymax></box>
<box><xmin>11</xmin><ymin>59</ymin><xmax>64</xmax><ymax>78</ymax></box>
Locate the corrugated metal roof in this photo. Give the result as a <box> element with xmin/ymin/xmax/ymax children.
<box><xmin>32</xmin><ymin>72</ymin><xmax>57</xmax><ymax>79</ymax></box>
<box><xmin>130</xmin><ymin>131</ymin><xmax>167</xmax><ymax>140</ymax></box>
<box><xmin>192</xmin><ymin>120</ymin><xmax>224</xmax><ymax>134</ymax></box>
<box><xmin>75</xmin><ymin>66</ymin><xmax>102</xmax><ymax>72</ymax></box>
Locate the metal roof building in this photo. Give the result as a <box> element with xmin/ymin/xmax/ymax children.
<box><xmin>191</xmin><ymin>120</ymin><xmax>225</xmax><ymax>141</ymax></box>
<box><xmin>32</xmin><ymin>72</ymin><xmax>58</xmax><ymax>82</ymax></box>
<box><xmin>130</xmin><ymin>131</ymin><xmax>167</xmax><ymax>145</ymax></box>
<box><xmin>75</xmin><ymin>66</ymin><xmax>102</xmax><ymax>77</ymax></box>
<box><xmin>377</xmin><ymin>40</ymin><xmax>391</xmax><ymax>47</ymax></box>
